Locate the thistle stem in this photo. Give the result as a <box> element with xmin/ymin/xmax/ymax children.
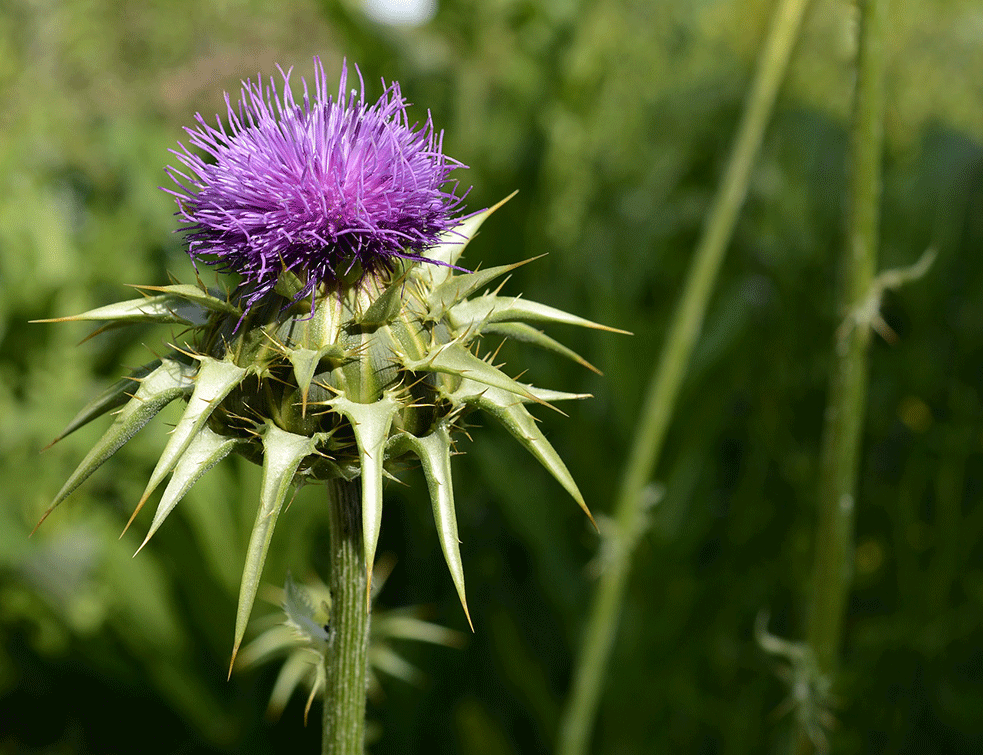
<box><xmin>557</xmin><ymin>2</ymin><xmax>811</xmax><ymax>753</ymax></box>
<box><xmin>795</xmin><ymin>0</ymin><xmax>887</xmax><ymax>751</ymax></box>
<box><xmin>322</xmin><ymin>478</ymin><xmax>370</xmax><ymax>755</ymax></box>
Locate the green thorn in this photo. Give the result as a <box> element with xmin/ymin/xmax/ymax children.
<box><xmin>389</xmin><ymin>425</ymin><xmax>473</xmax><ymax>630</ymax></box>
<box><xmin>403</xmin><ymin>342</ymin><xmax>545</xmax><ymax>407</ymax></box>
<box><xmin>43</xmin><ymin>360</ymin><xmax>163</xmax><ymax>449</ymax></box>
<box><xmin>125</xmin><ymin>357</ymin><xmax>247</xmax><ymax>536</ymax></box>
<box><xmin>455</xmin><ymin>381</ymin><xmax>596</xmax><ymax>531</ymax></box>
<box><xmin>420</xmin><ymin>192</ymin><xmax>519</xmax><ymax>282</ymax></box>
<box><xmin>480</xmin><ymin>320</ymin><xmax>602</xmax><ymax>374</ymax></box>
<box><xmin>230</xmin><ymin>424</ymin><xmax>316</xmax><ymax>675</ymax></box>
<box><xmin>130</xmin><ymin>283</ymin><xmax>240</xmax><ymax>317</ymax></box>
<box><xmin>451</xmin><ymin>295</ymin><xmax>631</xmax><ymax>335</ymax></box>
<box><xmin>34</xmin><ymin>359</ymin><xmax>195</xmax><ymax>534</ymax></box>
<box><xmin>135</xmin><ymin>425</ymin><xmax>239</xmax><ymax>555</ymax></box>
<box><xmin>428</xmin><ymin>257</ymin><xmax>541</xmax><ymax>319</ymax></box>
<box><xmin>328</xmin><ymin>394</ymin><xmax>401</xmax><ymax>611</ymax></box>
<box><xmin>32</xmin><ymin>291</ymin><xmax>215</xmax><ymax>328</ymax></box>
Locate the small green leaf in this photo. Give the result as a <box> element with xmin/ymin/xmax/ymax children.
<box><xmin>136</xmin><ymin>426</ymin><xmax>240</xmax><ymax>553</ymax></box>
<box><xmin>268</xmin><ymin>651</ymin><xmax>321</xmax><ymax>719</ymax></box>
<box><xmin>372</xmin><ymin>612</ymin><xmax>464</xmax><ymax>647</ymax></box>
<box><xmin>273</xmin><ymin>268</ymin><xmax>309</xmax><ymax>300</ymax></box>
<box><xmin>328</xmin><ymin>394</ymin><xmax>401</xmax><ymax>608</ymax></box>
<box><xmin>388</xmin><ymin>425</ymin><xmax>472</xmax><ymax>629</ymax></box>
<box><xmin>287</xmin><ymin>345</ymin><xmax>345</xmax><ymax>417</ymax></box>
<box><xmin>35</xmin><ymin>359</ymin><xmax>195</xmax><ymax>530</ymax></box>
<box><xmin>370</xmin><ymin>646</ymin><xmax>423</xmax><ymax>685</ymax></box>
<box><xmin>231</xmin><ymin>424</ymin><xmax>317</xmax><ymax>671</ymax></box>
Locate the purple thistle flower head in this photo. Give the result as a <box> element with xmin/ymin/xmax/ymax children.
<box><xmin>164</xmin><ymin>58</ymin><xmax>467</xmax><ymax>309</ymax></box>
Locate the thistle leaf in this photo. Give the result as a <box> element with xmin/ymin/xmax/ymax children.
<box><xmin>455</xmin><ymin>381</ymin><xmax>596</xmax><ymax>529</ymax></box>
<box><xmin>388</xmin><ymin>426</ymin><xmax>472</xmax><ymax>630</ymax></box>
<box><xmin>451</xmin><ymin>295</ymin><xmax>631</xmax><ymax>334</ymax></box>
<box><xmin>129</xmin><ymin>357</ymin><xmax>248</xmax><ymax>531</ymax></box>
<box><xmin>35</xmin><ymin>359</ymin><xmax>195</xmax><ymax>531</ymax></box>
<box><xmin>45</xmin><ymin>360</ymin><xmax>162</xmax><ymax>448</ymax></box>
<box><xmin>136</xmin><ymin>425</ymin><xmax>240</xmax><ymax>554</ymax></box>
<box><xmin>328</xmin><ymin>394</ymin><xmax>401</xmax><ymax>608</ymax></box>
<box><xmin>481</xmin><ymin>320</ymin><xmax>602</xmax><ymax>374</ymax></box>
<box><xmin>231</xmin><ymin>424</ymin><xmax>317</xmax><ymax>672</ymax></box>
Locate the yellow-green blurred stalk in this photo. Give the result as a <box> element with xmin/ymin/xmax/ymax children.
<box><xmin>796</xmin><ymin>0</ymin><xmax>888</xmax><ymax>752</ymax></box>
<box><xmin>557</xmin><ymin>1</ymin><xmax>813</xmax><ymax>753</ymax></box>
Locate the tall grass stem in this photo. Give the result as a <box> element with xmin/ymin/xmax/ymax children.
<box><xmin>795</xmin><ymin>0</ymin><xmax>888</xmax><ymax>751</ymax></box>
<box><xmin>556</xmin><ymin>1</ymin><xmax>812</xmax><ymax>753</ymax></box>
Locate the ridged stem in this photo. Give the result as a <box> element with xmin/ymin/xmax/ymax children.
<box><xmin>795</xmin><ymin>0</ymin><xmax>887</xmax><ymax>751</ymax></box>
<box><xmin>322</xmin><ymin>478</ymin><xmax>369</xmax><ymax>755</ymax></box>
<box><xmin>556</xmin><ymin>2</ymin><xmax>811</xmax><ymax>753</ymax></box>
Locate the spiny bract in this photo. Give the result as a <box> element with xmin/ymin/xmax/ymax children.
<box><xmin>38</xmin><ymin>197</ymin><xmax>624</xmax><ymax>658</ymax></box>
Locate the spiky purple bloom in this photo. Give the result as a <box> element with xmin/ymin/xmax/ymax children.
<box><xmin>165</xmin><ymin>58</ymin><xmax>466</xmax><ymax>308</ymax></box>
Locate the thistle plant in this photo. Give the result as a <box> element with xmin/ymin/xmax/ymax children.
<box><xmin>37</xmin><ymin>58</ymin><xmax>622</xmax><ymax>752</ymax></box>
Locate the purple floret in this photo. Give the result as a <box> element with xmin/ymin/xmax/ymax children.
<box><xmin>164</xmin><ymin>58</ymin><xmax>466</xmax><ymax>309</ymax></box>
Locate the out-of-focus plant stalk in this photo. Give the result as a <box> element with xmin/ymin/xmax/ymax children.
<box><xmin>795</xmin><ymin>0</ymin><xmax>887</xmax><ymax>751</ymax></box>
<box><xmin>322</xmin><ymin>478</ymin><xmax>369</xmax><ymax>755</ymax></box>
<box><xmin>556</xmin><ymin>1</ymin><xmax>812</xmax><ymax>753</ymax></box>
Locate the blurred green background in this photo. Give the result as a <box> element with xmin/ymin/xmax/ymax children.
<box><xmin>2</xmin><ymin>0</ymin><xmax>982</xmax><ymax>752</ymax></box>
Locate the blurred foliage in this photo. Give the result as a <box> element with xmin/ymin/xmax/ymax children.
<box><xmin>1</xmin><ymin>0</ymin><xmax>981</xmax><ymax>753</ymax></box>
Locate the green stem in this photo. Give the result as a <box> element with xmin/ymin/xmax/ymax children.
<box><xmin>322</xmin><ymin>478</ymin><xmax>369</xmax><ymax>755</ymax></box>
<box><xmin>795</xmin><ymin>0</ymin><xmax>887</xmax><ymax>751</ymax></box>
<box><xmin>556</xmin><ymin>2</ymin><xmax>811</xmax><ymax>753</ymax></box>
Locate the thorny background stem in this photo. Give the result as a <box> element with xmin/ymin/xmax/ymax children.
<box><xmin>556</xmin><ymin>1</ymin><xmax>812</xmax><ymax>753</ymax></box>
<box><xmin>322</xmin><ymin>478</ymin><xmax>369</xmax><ymax>755</ymax></box>
<box><xmin>795</xmin><ymin>0</ymin><xmax>888</xmax><ymax>751</ymax></box>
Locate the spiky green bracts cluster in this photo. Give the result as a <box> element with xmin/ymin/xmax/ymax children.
<box><xmin>38</xmin><ymin>198</ymin><xmax>624</xmax><ymax>657</ymax></box>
